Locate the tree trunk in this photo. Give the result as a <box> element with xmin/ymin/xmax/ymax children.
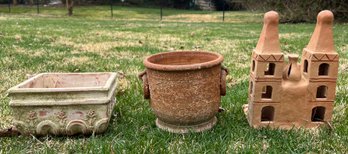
<box><xmin>13</xmin><ymin>0</ymin><xmax>17</xmax><ymax>5</ymax></box>
<box><xmin>66</xmin><ymin>0</ymin><xmax>73</xmax><ymax>16</ymax></box>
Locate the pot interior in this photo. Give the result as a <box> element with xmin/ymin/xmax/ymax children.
<box><xmin>19</xmin><ymin>73</ymin><xmax>111</xmax><ymax>88</ymax></box>
<box><xmin>148</xmin><ymin>52</ymin><xmax>219</xmax><ymax>65</ymax></box>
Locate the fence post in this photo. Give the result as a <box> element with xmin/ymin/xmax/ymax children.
<box><xmin>36</xmin><ymin>0</ymin><xmax>40</xmax><ymax>14</ymax></box>
<box><xmin>222</xmin><ymin>0</ymin><xmax>225</xmax><ymax>22</ymax></box>
<box><xmin>160</xmin><ymin>7</ymin><xmax>163</xmax><ymax>20</ymax></box>
<box><xmin>8</xmin><ymin>0</ymin><xmax>11</xmax><ymax>13</ymax></box>
<box><xmin>110</xmin><ymin>0</ymin><xmax>113</xmax><ymax>18</ymax></box>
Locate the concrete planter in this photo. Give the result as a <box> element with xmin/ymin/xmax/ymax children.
<box><xmin>140</xmin><ymin>51</ymin><xmax>228</xmax><ymax>133</ymax></box>
<box><xmin>7</xmin><ymin>72</ymin><xmax>117</xmax><ymax>136</ymax></box>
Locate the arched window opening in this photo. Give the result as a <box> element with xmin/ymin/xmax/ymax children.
<box><xmin>261</xmin><ymin>85</ymin><xmax>273</xmax><ymax>99</ymax></box>
<box><xmin>252</xmin><ymin>60</ymin><xmax>255</xmax><ymax>72</ymax></box>
<box><xmin>311</xmin><ymin>106</ymin><xmax>325</xmax><ymax>122</ymax></box>
<box><xmin>250</xmin><ymin>82</ymin><xmax>253</xmax><ymax>94</ymax></box>
<box><xmin>287</xmin><ymin>63</ymin><xmax>292</xmax><ymax>76</ymax></box>
<box><xmin>316</xmin><ymin>85</ymin><xmax>328</xmax><ymax>98</ymax></box>
<box><xmin>318</xmin><ymin>63</ymin><xmax>329</xmax><ymax>76</ymax></box>
<box><xmin>264</xmin><ymin>63</ymin><xmax>275</xmax><ymax>75</ymax></box>
<box><xmin>303</xmin><ymin>60</ymin><xmax>308</xmax><ymax>73</ymax></box>
<box><xmin>261</xmin><ymin>106</ymin><xmax>275</xmax><ymax>122</ymax></box>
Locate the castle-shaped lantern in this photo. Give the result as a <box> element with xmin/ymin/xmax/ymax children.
<box><xmin>244</xmin><ymin>10</ymin><xmax>339</xmax><ymax>129</ymax></box>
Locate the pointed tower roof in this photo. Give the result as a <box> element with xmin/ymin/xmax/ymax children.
<box><xmin>254</xmin><ymin>11</ymin><xmax>281</xmax><ymax>54</ymax></box>
<box><xmin>306</xmin><ymin>10</ymin><xmax>335</xmax><ymax>53</ymax></box>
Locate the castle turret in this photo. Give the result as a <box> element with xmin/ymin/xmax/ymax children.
<box><xmin>301</xmin><ymin>10</ymin><xmax>338</xmax><ymax>123</ymax></box>
<box><xmin>247</xmin><ymin>11</ymin><xmax>284</xmax><ymax>127</ymax></box>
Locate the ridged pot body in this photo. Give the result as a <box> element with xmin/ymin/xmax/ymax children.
<box><xmin>143</xmin><ymin>51</ymin><xmax>223</xmax><ymax>127</ymax></box>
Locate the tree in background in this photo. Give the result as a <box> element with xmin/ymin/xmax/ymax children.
<box><xmin>66</xmin><ymin>0</ymin><xmax>73</xmax><ymax>16</ymax></box>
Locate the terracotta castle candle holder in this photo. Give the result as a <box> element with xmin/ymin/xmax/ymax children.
<box><xmin>140</xmin><ymin>51</ymin><xmax>228</xmax><ymax>133</ymax></box>
<box><xmin>7</xmin><ymin>72</ymin><xmax>117</xmax><ymax>135</ymax></box>
<box><xmin>244</xmin><ymin>10</ymin><xmax>339</xmax><ymax>129</ymax></box>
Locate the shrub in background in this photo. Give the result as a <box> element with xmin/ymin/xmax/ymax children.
<box><xmin>241</xmin><ymin>0</ymin><xmax>348</xmax><ymax>23</ymax></box>
<box><xmin>215</xmin><ymin>0</ymin><xmax>245</xmax><ymax>11</ymax></box>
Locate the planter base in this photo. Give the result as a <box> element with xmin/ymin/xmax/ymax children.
<box><xmin>243</xmin><ymin>104</ymin><xmax>331</xmax><ymax>130</ymax></box>
<box><xmin>156</xmin><ymin>117</ymin><xmax>217</xmax><ymax>133</ymax></box>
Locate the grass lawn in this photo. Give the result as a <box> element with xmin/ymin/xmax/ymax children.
<box><xmin>1</xmin><ymin>6</ymin><xmax>348</xmax><ymax>153</ymax></box>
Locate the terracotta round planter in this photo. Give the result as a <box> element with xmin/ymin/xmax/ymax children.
<box><xmin>139</xmin><ymin>51</ymin><xmax>228</xmax><ymax>133</ymax></box>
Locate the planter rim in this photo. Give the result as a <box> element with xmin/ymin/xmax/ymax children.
<box><xmin>7</xmin><ymin>72</ymin><xmax>117</xmax><ymax>94</ymax></box>
<box><xmin>9</xmin><ymin>98</ymin><xmax>112</xmax><ymax>106</ymax></box>
<box><xmin>144</xmin><ymin>51</ymin><xmax>223</xmax><ymax>71</ymax></box>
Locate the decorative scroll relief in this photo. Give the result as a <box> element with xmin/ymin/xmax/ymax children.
<box><xmin>13</xmin><ymin>109</ymin><xmax>110</xmax><ymax>135</ymax></box>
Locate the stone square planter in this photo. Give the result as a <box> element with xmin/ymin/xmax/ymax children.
<box><xmin>7</xmin><ymin>72</ymin><xmax>117</xmax><ymax>136</ymax></box>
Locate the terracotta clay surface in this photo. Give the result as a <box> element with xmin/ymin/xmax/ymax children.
<box><xmin>7</xmin><ymin>72</ymin><xmax>117</xmax><ymax>135</ymax></box>
<box><xmin>140</xmin><ymin>51</ymin><xmax>227</xmax><ymax>133</ymax></box>
<box><xmin>244</xmin><ymin>10</ymin><xmax>339</xmax><ymax>129</ymax></box>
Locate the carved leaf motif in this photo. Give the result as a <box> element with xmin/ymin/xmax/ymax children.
<box><xmin>86</xmin><ymin>110</ymin><xmax>97</xmax><ymax>126</ymax></box>
<box><xmin>26</xmin><ymin>111</ymin><xmax>38</xmax><ymax>133</ymax></box>
<box><xmin>56</xmin><ymin>111</ymin><xmax>67</xmax><ymax>120</ymax></box>
<box><xmin>27</xmin><ymin>111</ymin><xmax>37</xmax><ymax>121</ymax></box>
<box><xmin>87</xmin><ymin>110</ymin><xmax>96</xmax><ymax>119</ymax></box>
<box><xmin>55</xmin><ymin>111</ymin><xmax>67</xmax><ymax>130</ymax></box>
